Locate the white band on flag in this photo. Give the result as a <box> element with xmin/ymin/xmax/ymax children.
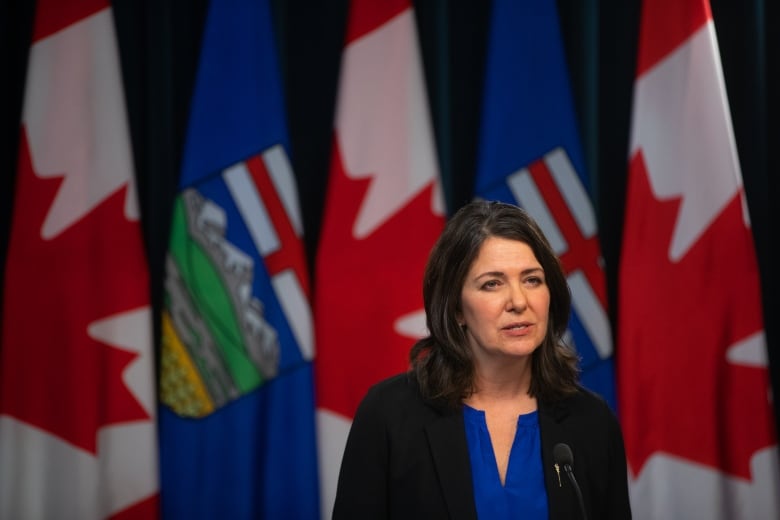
<box><xmin>507</xmin><ymin>168</ymin><xmax>567</xmax><ymax>254</ymax></box>
<box><xmin>263</xmin><ymin>145</ymin><xmax>304</xmax><ymax>237</ymax></box>
<box><xmin>545</xmin><ymin>148</ymin><xmax>597</xmax><ymax>238</ymax></box>
<box><xmin>567</xmin><ymin>271</ymin><xmax>612</xmax><ymax>359</ymax></box>
<box><xmin>224</xmin><ymin>162</ymin><xmax>279</xmax><ymax>256</ymax></box>
<box><xmin>271</xmin><ymin>269</ymin><xmax>315</xmax><ymax>361</ymax></box>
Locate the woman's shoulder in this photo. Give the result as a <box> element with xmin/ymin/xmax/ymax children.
<box><xmin>367</xmin><ymin>371</ymin><xmax>414</xmax><ymax>391</ymax></box>
<box><xmin>356</xmin><ymin>371</ymin><xmax>446</xmax><ymax>419</ymax></box>
<box><xmin>546</xmin><ymin>385</ymin><xmax>619</xmax><ymax>426</ymax></box>
<box><xmin>358</xmin><ymin>372</ymin><xmax>422</xmax><ymax>410</ymax></box>
<box><xmin>569</xmin><ymin>385</ymin><xmax>613</xmax><ymax>411</ymax></box>
<box><xmin>540</xmin><ymin>387</ymin><xmax>626</xmax><ymax>455</ymax></box>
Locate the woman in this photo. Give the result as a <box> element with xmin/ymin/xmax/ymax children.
<box><xmin>333</xmin><ymin>200</ymin><xmax>631</xmax><ymax>519</ymax></box>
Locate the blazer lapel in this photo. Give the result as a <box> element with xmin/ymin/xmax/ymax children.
<box><xmin>425</xmin><ymin>411</ymin><xmax>478</xmax><ymax>520</ymax></box>
<box><xmin>539</xmin><ymin>399</ymin><xmax>579</xmax><ymax>520</ymax></box>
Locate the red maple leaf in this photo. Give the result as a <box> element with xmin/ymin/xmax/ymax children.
<box><xmin>0</xmin><ymin>131</ymin><xmax>152</xmax><ymax>454</ymax></box>
<box><xmin>618</xmin><ymin>151</ymin><xmax>775</xmax><ymax>480</ymax></box>
<box><xmin>315</xmin><ymin>141</ymin><xmax>444</xmax><ymax>418</ymax></box>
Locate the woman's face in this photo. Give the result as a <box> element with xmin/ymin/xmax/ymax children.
<box><xmin>458</xmin><ymin>236</ymin><xmax>550</xmax><ymax>368</ymax></box>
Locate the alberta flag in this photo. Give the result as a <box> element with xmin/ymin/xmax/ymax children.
<box><xmin>474</xmin><ymin>0</ymin><xmax>615</xmax><ymax>408</ymax></box>
<box><xmin>618</xmin><ymin>0</ymin><xmax>779</xmax><ymax>517</ymax></box>
<box><xmin>158</xmin><ymin>0</ymin><xmax>319</xmax><ymax>517</ymax></box>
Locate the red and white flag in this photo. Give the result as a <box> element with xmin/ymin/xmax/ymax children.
<box><xmin>314</xmin><ymin>0</ymin><xmax>445</xmax><ymax>516</ymax></box>
<box><xmin>618</xmin><ymin>0</ymin><xmax>779</xmax><ymax>517</ymax></box>
<box><xmin>0</xmin><ymin>1</ymin><xmax>159</xmax><ymax>518</ymax></box>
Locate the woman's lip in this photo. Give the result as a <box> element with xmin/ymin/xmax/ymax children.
<box><xmin>501</xmin><ymin>323</ymin><xmax>533</xmax><ymax>335</ymax></box>
<box><xmin>502</xmin><ymin>323</ymin><xmax>530</xmax><ymax>330</ymax></box>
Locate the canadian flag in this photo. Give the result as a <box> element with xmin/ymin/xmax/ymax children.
<box><xmin>314</xmin><ymin>0</ymin><xmax>445</xmax><ymax>517</ymax></box>
<box><xmin>618</xmin><ymin>0</ymin><xmax>780</xmax><ymax>517</ymax></box>
<box><xmin>0</xmin><ymin>1</ymin><xmax>158</xmax><ymax>518</ymax></box>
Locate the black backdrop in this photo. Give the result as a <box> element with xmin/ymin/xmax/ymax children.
<box><xmin>2</xmin><ymin>1</ymin><xmax>778</xmax><ymax>431</ymax></box>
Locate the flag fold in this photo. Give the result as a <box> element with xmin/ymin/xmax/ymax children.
<box><xmin>0</xmin><ymin>1</ymin><xmax>159</xmax><ymax>518</ymax></box>
<box><xmin>474</xmin><ymin>0</ymin><xmax>615</xmax><ymax>408</ymax></box>
<box><xmin>618</xmin><ymin>0</ymin><xmax>780</xmax><ymax>517</ymax></box>
<box><xmin>158</xmin><ymin>0</ymin><xmax>319</xmax><ymax>517</ymax></box>
<box><xmin>314</xmin><ymin>0</ymin><xmax>445</xmax><ymax>516</ymax></box>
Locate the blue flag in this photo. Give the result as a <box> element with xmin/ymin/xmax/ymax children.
<box><xmin>474</xmin><ymin>0</ymin><xmax>615</xmax><ymax>409</ymax></box>
<box><xmin>158</xmin><ymin>0</ymin><xmax>319</xmax><ymax>517</ymax></box>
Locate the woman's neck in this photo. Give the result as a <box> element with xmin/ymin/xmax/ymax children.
<box><xmin>465</xmin><ymin>357</ymin><xmax>535</xmax><ymax>412</ymax></box>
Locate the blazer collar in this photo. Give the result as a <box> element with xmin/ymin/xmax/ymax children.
<box><xmin>539</xmin><ymin>396</ymin><xmax>580</xmax><ymax>519</ymax></box>
<box><xmin>425</xmin><ymin>408</ymin><xmax>478</xmax><ymax>520</ymax></box>
<box><xmin>422</xmin><ymin>394</ymin><xmax>581</xmax><ymax>520</ymax></box>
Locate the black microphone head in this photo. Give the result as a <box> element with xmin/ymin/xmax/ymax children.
<box><xmin>553</xmin><ymin>443</ymin><xmax>574</xmax><ymax>466</ymax></box>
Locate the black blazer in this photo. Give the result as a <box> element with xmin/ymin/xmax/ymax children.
<box><xmin>333</xmin><ymin>372</ymin><xmax>631</xmax><ymax>519</ymax></box>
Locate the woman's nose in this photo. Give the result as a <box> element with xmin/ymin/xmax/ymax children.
<box><xmin>505</xmin><ymin>283</ymin><xmax>527</xmax><ymax>311</ymax></box>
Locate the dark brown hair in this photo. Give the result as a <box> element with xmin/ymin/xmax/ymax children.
<box><xmin>409</xmin><ymin>200</ymin><xmax>579</xmax><ymax>408</ymax></box>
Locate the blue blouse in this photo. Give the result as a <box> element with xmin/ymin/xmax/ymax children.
<box><xmin>463</xmin><ymin>404</ymin><xmax>549</xmax><ymax>519</ymax></box>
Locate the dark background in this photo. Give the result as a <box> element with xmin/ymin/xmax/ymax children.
<box><xmin>2</xmin><ymin>1</ymin><xmax>778</xmax><ymax>430</ymax></box>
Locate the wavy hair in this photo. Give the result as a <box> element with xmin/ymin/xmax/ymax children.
<box><xmin>409</xmin><ymin>200</ymin><xmax>579</xmax><ymax>408</ymax></box>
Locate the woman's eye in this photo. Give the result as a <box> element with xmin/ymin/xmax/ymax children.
<box><xmin>482</xmin><ymin>280</ymin><xmax>500</xmax><ymax>289</ymax></box>
<box><xmin>525</xmin><ymin>276</ymin><xmax>543</xmax><ymax>286</ymax></box>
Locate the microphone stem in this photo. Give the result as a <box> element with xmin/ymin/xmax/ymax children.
<box><xmin>564</xmin><ymin>465</ymin><xmax>587</xmax><ymax>520</ymax></box>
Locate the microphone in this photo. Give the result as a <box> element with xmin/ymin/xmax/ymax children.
<box><xmin>553</xmin><ymin>443</ymin><xmax>587</xmax><ymax>520</ymax></box>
